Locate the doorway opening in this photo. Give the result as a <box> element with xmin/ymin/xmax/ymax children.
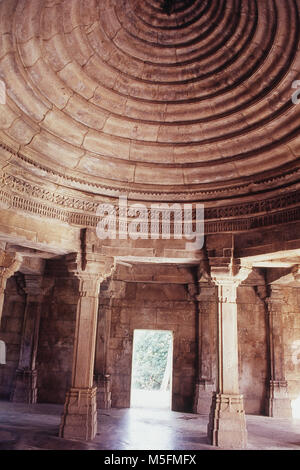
<box><xmin>292</xmin><ymin>396</ymin><xmax>300</xmax><ymax>419</ymax></box>
<box><xmin>130</xmin><ymin>329</ymin><xmax>173</xmax><ymax>410</ymax></box>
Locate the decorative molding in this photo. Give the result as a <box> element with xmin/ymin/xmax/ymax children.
<box><xmin>1</xmin><ymin>141</ymin><xmax>300</xmax><ymax>202</ymax></box>
<box><xmin>0</xmin><ymin>168</ymin><xmax>300</xmax><ymax>233</ymax></box>
<box><xmin>205</xmin><ymin>192</ymin><xmax>300</xmax><ymax>219</ymax></box>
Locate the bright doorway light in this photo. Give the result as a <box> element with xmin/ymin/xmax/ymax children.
<box><xmin>130</xmin><ymin>329</ymin><xmax>173</xmax><ymax>410</ymax></box>
<box><xmin>0</xmin><ymin>340</ymin><xmax>6</xmax><ymax>364</ymax></box>
<box><xmin>291</xmin><ymin>396</ymin><xmax>300</xmax><ymax>419</ymax></box>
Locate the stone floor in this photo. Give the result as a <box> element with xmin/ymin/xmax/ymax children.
<box><xmin>0</xmin><ymin>400</ymin><xmax>300</xmax><ymax>450</ymax></box>
<box><xmin>130</xmin><ymin>389</ymin><xmax>171</xmax><ymax>409</ymax></box>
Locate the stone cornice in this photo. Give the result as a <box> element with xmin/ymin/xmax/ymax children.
<box><xmin>1</xmin><ymin>141</ymin><xmax>300</xmax><ymax>202</ymax></box>
<box><xmin>0</xmin><ymin>168</ymin><xmax>300</xmax><ymax>233</ymax></box>
<box><xmin>2</xmin><ymin>168</ymin><xmax>300</xmax><ymax>218</ymax></box>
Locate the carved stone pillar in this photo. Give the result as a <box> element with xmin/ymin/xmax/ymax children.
<box><xmin>207</xmin><ymin>262</ymin><xmax>251</xmax><ymax>449</ymax></box>
<box><xmin>94</xmin><ymin>374</ymin><xmax>111</xmax><ymax>409</ymax></box>
<box><xmin>266</xmin><ymin>287</ymin><xmax>292</xmax><ymax>418</ymax></box>
<box><xmin>11</xmin><ymin>274</ymin><xmax>50</xmax><ymax>404</ymax></box>
<box><xmin>192</xmin><ymin>262</ymin><xmax>217</xmax><ymax>414</ymax></box>
<box><xmin>0</xmin><ymin>250</ymin><xmax>22</xmax><ymax>326</ymax></box>
<box><xmin>94</xmin><ymin>279</ymin><xmax>116</xmax><ymax>409</ymax></box>
<box><xmin>59</xmin><ymin>254</ymin><xmax>115</xmax><ymax>441</ymax></box>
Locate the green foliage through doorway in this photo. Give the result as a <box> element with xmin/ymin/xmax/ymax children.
<box><xmin>132</xmin><ymin>330</ymin><xmax>172</xmax><ymax>391</ymax></box>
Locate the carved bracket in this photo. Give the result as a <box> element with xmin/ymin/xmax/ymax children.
<box><xmin>65</xmin><ymin>252</ymin><xmax>116</xmax><ymax>296</ymax></box>
<box><xmin>0</xmin><ymin>250</ymin><xmax>23</xmax><ymax>291</ymax></box>
<box><xmin>210</xmin><ymin>258</ymin><xmax>252</xmax><ymax>294</ymax></box>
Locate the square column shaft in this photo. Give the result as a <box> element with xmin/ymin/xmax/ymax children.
<box><xmin>193</xmin><ymin>280</ymin><xmax>217</xmax><ymax>415</ymax></box>
<box><xmin>207</xmin><ymin>264</ymin><xmax>251</xmax><ymax>449</ymax></box>
<box><xmin>266</xmin><ymin>288</ymin><xmax>292</xmax><ymax>418</ymax></box>
<box><xmin>59</xmin><ymin>254</ymin><xmax>115</xmax><ymax>442</ymax></box>
<box><xmin>11</xmin><ymin>274</ymin><xmax>52</xmax><ymax>404</ymax></box>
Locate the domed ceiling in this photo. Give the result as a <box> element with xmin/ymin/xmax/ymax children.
<box><xmin>0</xmin><ymin>0</ymin><xmax>300</xmax><ymax>202</ymax></box>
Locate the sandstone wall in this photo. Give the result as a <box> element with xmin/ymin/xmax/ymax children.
<box><xmin>0</xmin><ymin>276</ymin><xmax>25</xmax><ymax>399</ymax></box>
<box><xmin>97</xmin><ymin>281</ymin><xmax>271</xmax><ymax>415</ymax></box>
<box><xmin>1</xmin><ymin>268</ymin><xmax>299</xmax><ymax>417</ymax></box>
<box><xmin>99</xmin><ymin>280</ymin><xmax>198</xmax><ymax>412</ymax></box>
<box><xmin>36</xmin><ymin>262</ymin><xmax>77</xmax><ymax>404</ymax></box>
<box><xmin>237</xmin><ymin>286</ymin><xmax>269</xmax><ymax>415</ymax></box>
<box><xmin>277</xmin><ymin>287</ymin><xmax>300</xmax><ymax>402</ymax></box>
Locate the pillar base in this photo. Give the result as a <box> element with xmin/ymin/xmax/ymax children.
<box><xmin>193</xmin><ymin>380</ymin><xmax>214</xmax><ymax>415</ymax></box>
<box><xmin>207</xmin><ymin>393</ymin><xmax>247</xmax><ymax>449</ymax></box>
<box><xmin>267</xmin><ymin>380</ymin><xmax>292</xmax><ymax>418</ymax></box>
<box><xmin>10</xmin><ymin>369</ymin><xmax>37</xmax><ymax>404</ymax></box>
<box><xmin>95</xmin><ymin>374</ymin><xmax>111</xmax><ymax>409</ymax></box>
<box><xmin>59</xmin><ymin>387</ymin><xmax>97</xmax><ymax>441</ymax></box>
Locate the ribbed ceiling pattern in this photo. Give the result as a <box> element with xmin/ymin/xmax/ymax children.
<box><xmin>0</xmin><ymin>0</ymin><xmax>300</xmax><ymax>196</ymax></box>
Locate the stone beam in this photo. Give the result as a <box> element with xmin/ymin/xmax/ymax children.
<box><xmin>234</xmin><ymin>221</ymin><xmax>300</xmax><ymax>260</ymax></box>
<box><xmin>0</xmin><ymin>208</ymin><xmax>80</xmax><ymax>256</ymax></box>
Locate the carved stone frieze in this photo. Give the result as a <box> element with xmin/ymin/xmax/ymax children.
<box><xmin>0</xmin><ymin>168</ymin><xmax>300</xmax><ymax>234</ymax></box>
<box><xmin>1</xmin><ymin>140</ymin><xmax>300</xmax><ymax>202</ymax></box>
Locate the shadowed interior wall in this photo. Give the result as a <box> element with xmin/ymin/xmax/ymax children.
<box><xmin>1</xmin><ymin>271</ymin><xmax>299</xmax><ymax>414</ymax></box>
<box><xmin>0</xmin><ymin>275</ymin><xmax>25</xmax><ymax>399</ymax></box>
<box><xmin>101</xmin><ymin>280</ymin><xmax>198</xmax><ymax>412</ymax></box>
<box><xmin>99</xmin><ymin>280</ymin><xmax>270</xmax><ymax>415</ymax></box>
<box><xmin>237</xmin><ymin>286</ymin><xmax>269</xmax><ymax>415</ymax></box>
<box><xmin>275</xmin><ymin>287</ymin><xmax>300</xmax><ymax>402</ymax></box>
<box><xmin>36</xmin><ymin>261</ymin><xmax>77</xmax><ymax>404</ymax></box>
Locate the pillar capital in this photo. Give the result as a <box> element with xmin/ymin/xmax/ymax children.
<box><xmin>23</xmin><ymin>273</ymin><xmax>54</xmax><ymax>301</ymax></box>
<box><xmin>65</xmin><ymin>253</ymin><xmax>115</xmax><ymax>283</ymax></box>
<box><xmin>0</xmin><ymin>250</ymin><xmax>23</xmax><ymax>325</ymax></box>
<box><xmin>196</xmin><ymin>251</ymin><xmax>212</xmax><ymax>285</ymax></box>
<box><xmin>265</xmin><ymin>286</ymin><xmax>287</xmax><ymax>308</ymax></box>
<box><xmin>292</xmin><ymin>265</ymin><xmax>300</xmax><ymax>282</ymax></box>
<box><xmin>23</xmin><ymin>274</ymin><xmax>43</xmax><ymax>295</ymax></box>
<box><xmin>0</xmin><ymin>249</ymin><xmax>23</xmax><ymax>286</ymax></box>
<box><xmin>210</xmin><ymin>261</ymin><xmax>252</xmax><ymax>288</ymax></box>
<box><xmin>210</xmin><ymin>262</ymin><xmax>252</xmax><ymax>306</ymax></box>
